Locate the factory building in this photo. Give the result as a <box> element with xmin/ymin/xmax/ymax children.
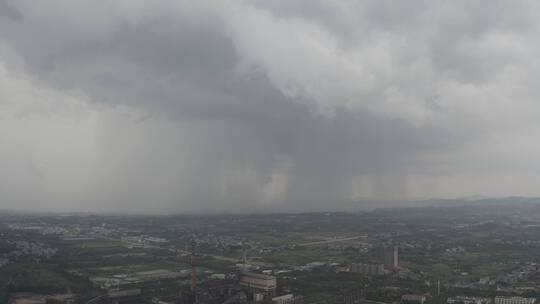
<box><xmin>350</xmin><ymin>263</ymin><xmax>385</xmax><ymax>275</ymax></box>
<box><xmin>239</xmin><ymin>271</ymin><xmax>277</xmax><ymax>295</ymax></box>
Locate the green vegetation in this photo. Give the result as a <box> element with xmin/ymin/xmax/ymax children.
<box><xmin>0</xmin><ymin>263</ymin><xmax>93</xmax><ymax>302</ymax></box>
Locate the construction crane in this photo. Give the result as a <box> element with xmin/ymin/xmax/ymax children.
<box><xmin>242</xmin><ymin>240</ymin><xmax>247</xmax><ymax>269</ymax></box>
<box><xmin>176</xmin><ymin>235</ymin><xmax>198</xmax><ymax>304</ymax></box>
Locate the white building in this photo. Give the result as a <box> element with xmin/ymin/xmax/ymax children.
<box><xmin>495</xmin><ymin>297</ymin><xmax>536</xmax><ymax>304</ymax></box>
<box><xmin>239</xmin><ymin>272</ymin><xmax>277</xmax><ymax>293</ymax></box>
<box><xmin>447</xmin><ymin>296</ymin><xmax>491</xmax><ymax>304</ymax></box>
<box><xmin>272</xmin><ymin>294</ymin><xmax>302</xmax><ymax>304</ymax></box>
<box><xmin>401</xmin><ymin>294</ymin><xmax>426</xmax><ymax>304</ymax></box>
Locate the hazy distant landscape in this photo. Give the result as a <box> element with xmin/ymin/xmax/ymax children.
<box><xmin>4</xmin><ymin>199</ymin><xmax>540</xmax><ymax>303</ymax></box>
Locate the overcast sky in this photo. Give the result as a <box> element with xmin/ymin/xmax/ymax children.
<box><xmin>1</xmin><ymin>1</ymin><xmax>540</xmax><ymax>213</ymax></box>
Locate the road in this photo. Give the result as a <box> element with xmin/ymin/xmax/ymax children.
<box><xmin>297</xmin><ymin>235</ymin><xmax>367</xmax><ymax>246</ymax></box>
<box><xmin>99</xmin><ymin>235</ymin><xmax>271</xmax><ymax>267</ymax></box>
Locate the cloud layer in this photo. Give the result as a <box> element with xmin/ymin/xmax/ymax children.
<box><xmin>1</xmin><ymin>0</ymin><xmax>540</xmax><ymax>213</ymax></box>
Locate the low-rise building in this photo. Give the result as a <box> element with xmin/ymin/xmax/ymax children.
<box><xmin>495</xmin><ymin>297</ymin><xmax>536</xmax><ymax>304</ymax></box>
<box><xmin>447</xmin><ymin>296</ymin><xmax>492</xmax><ymax>304</ymax></box>
<box><xmin>272</xmin><ymin>294</ymin><xmax>303</xmax><ymax>304</ymax></box>
<box><xmin>350</xmin><ymin>263</ymin><xmax>385</xmax><ymax>275</ymax></box>
<box><xmin>239</xmin><ymin>272</ymin><xmax>277</xmax><ymax>294</ymax></box>
<box><xmin>401</xmin><ymin>294</ymin><xmax>426</xmax><ymax>304</ymax></box>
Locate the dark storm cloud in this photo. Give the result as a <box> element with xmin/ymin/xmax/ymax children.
<box><xmin>1</xmin><ymin>1</ymin><xmax>540</xmax><ymax>213</ymax></box>
<box><xmin>0</xmin><ymin>0</ymin><xmax>22</xmax><ymax>21</ymax></box>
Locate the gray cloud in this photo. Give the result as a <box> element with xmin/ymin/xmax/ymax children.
<box><xmin>0</xmin><ymin>0</ymin><xmax>22</xmax><ymax>21</ymax></box>
<box><xmin>1</xmin><ymin>1</ymin><xmax>540</xmax><ymax>213</ymax></box>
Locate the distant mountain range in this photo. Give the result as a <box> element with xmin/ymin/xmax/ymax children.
<box><xmin>349</xmin><ymin>196</ymin><xmax>540</xmax><ymax>211</ymax></box>
<box><xmin>3</xmin><ymin>196</ymin><xmax>540</xmax><ymax>215</ymax></box>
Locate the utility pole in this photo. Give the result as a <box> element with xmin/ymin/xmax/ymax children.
<box><xmin>242</xmin><ymin>241</ymin><xmax>247</xmax><ymax>269</ymax></box>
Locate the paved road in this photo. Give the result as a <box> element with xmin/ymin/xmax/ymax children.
<box><xmin>100</xmin><ymin>235</ymin><xmax>271</xmax><ymax>267</ymax></box>
<box><xmin>297</xmin><ymin>235</ymin><xmax>367</xmax><ymax>246</ymax></box>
